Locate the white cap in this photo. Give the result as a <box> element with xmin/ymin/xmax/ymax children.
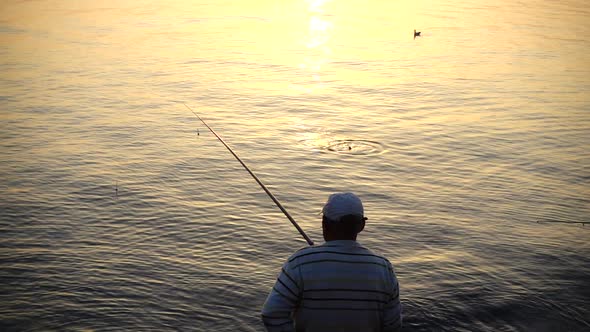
<box><xmin>322</xmin><ymin>192</ymin><xmax>364</xmax><ymax>222</ymax></box>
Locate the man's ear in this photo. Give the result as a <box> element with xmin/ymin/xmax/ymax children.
<box><xmin>357</xmin><ymin>219</ymin><xmax>366</xmax><ymax>233</ymax></box>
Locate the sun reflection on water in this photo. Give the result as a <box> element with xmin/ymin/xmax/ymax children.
<box><xmin>306</xmin><ymin>16</ymin><xmax>332</xmax><ymax>49</ymax></box>
<box><xmin>306</xmin><ymin>0</ymin><xmax>330</xmax><ymax>13</ymax></box>
<box><xmin>291</xmin><ymin>0</ymin><xmax>334</xmax><ymax>93</ymax></box>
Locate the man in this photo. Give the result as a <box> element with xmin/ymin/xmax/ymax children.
<box><xmin>261</xmin><ymin>192</ymin><xmax>402</xmax><ymax>332</ymax></box>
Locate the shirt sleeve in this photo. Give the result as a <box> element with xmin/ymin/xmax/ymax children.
<box><xmin>382</xmin><ymin>261</ymin><xmax>403</xmax><ymax>332</ymax></box>
<box><xmin>261</xmin><ymin>260</ymin><xmax>302</xmax><ymax>332</ymax></box>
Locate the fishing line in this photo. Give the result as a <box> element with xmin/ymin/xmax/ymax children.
<box><xmin>184</xmin><ymin>103</ymin><xmax>314</xmax><ymax>245</ymax></box>
<box><xmin>537</xmin><ymin>220</ymin><xmax>588</xmax><ymax>226</ymax></box>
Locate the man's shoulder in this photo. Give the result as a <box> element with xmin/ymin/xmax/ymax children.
<box><xmin>362</xmin><ymin>246</ymin><xmax>392</xmax><ymax>263</ymax></box>
<box><xmin>286</xmin><ymin>242</ymin><xmax>392</xmax><ymax>265</ymax></box>
<box><xmin>288</xmin><ymin>245</ymin><xmax>321</xmax><ymax>261</ymax></box>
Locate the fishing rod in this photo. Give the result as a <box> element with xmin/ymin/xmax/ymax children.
<box><xmin>184</xmin><ymin>103</ymin><xmax>314</xmax><ymax>246</ymax></box>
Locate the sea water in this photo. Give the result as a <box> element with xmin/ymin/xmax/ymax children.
<box><xmin>1</xmin><ymin>0</ymin><xmax>589</xmax><ymax>331</ymax></box>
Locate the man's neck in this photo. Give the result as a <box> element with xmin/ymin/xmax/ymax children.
<box><xmin>323</xmin><ymin>234</ymin><xmax>357</xmax><ymax>242</ymax></box>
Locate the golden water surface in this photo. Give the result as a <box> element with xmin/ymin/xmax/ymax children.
<box><xmin>1</xmin><ymin>0</ymin><xmax>589</xmax><ymax>331</ymax></box>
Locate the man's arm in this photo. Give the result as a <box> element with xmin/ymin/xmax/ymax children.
<box><xmin>261</xmin><ymin>262</ymin><xmax>301</xmax><ymax>332</ymax></box>
<box><xmin>382</xmin><ymin>263</ymin><xmax>402</xmax><ymax>332</ymax></box>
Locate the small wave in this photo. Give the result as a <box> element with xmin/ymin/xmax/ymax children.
<box><xmin>324</xmin><ymin>139</ymin><xmax>386</xmax><ymax>156</ymax></box>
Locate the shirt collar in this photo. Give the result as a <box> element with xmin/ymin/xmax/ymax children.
<box><xmin>323</xmin><ymin>240</ymin><xmax>360</xmax><ymax>247</ymax></box>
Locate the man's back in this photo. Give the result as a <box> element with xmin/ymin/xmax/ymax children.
<box><xmin>262</xmin><ymin>240</ymin><xmax>402</xmax><ymax>332</ymax></box>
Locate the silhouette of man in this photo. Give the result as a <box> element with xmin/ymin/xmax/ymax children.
<box><xmin>262</xmin><ymin>192</ymin><xmax>402</xmax><ymax>331</ymax></box>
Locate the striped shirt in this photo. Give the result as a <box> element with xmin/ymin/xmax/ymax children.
<box><xmin>261</xmin><ymin>240</ymin><xmax>402</xmax><ymax>332</ymax></box>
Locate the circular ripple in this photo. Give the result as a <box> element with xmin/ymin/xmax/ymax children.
<box><xmin>324</xmin><ymin>140</ymin><xmax>386</xmax><ymax>156</ymax></box>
